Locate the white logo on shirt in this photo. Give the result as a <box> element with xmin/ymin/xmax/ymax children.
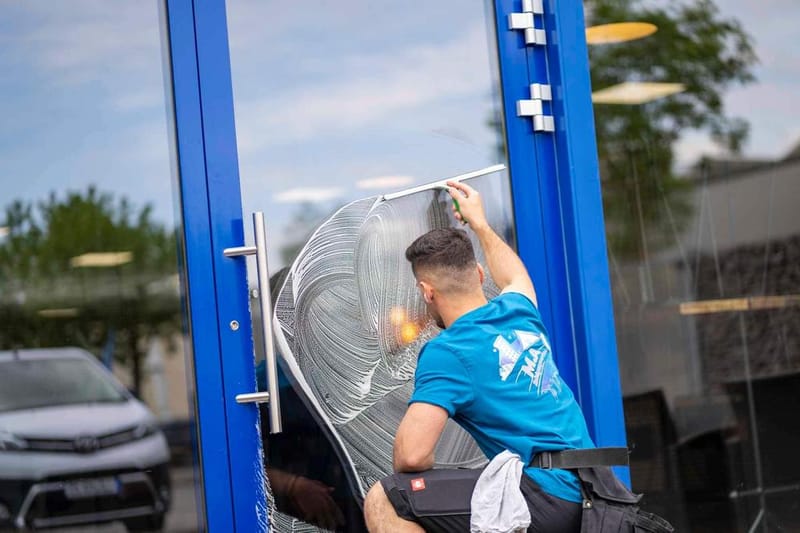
<box><xmin>493</xmin><ymin>330</ymin><xmax>540</xmax><ymax>381</ymax></box>
<box><xmin>492</xmin><ymin>330</ymin><xmax>562</xmax><ymax>398</ymax></box>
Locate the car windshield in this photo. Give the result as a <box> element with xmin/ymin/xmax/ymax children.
<box><xmin>0</xmin><ymin>358</ymin><xmax>127</xmax><ymax>412</ymax></box>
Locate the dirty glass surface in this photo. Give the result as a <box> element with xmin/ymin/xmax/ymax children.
<box><xmin>227</xmin><ymin>1</ymin><xmax>514</xmax><ymax>530</ymax></box>
<box><xmin>586</xmin><ymin>0</ymin><xmax>800</xmax><ymax>530</ymax></box>
<box><xmin>0</xmin><ymin>2</ymin><xmax>202</xmax><ymax>531</ymax></box>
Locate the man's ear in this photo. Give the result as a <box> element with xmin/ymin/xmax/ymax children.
<box><xmin>477</xmin><ymin>263</ymin><xmax>485</xmax><ymax>285</ymax></box>
<box><xmin>419</xmin><ymin>281</ymin><xmax>434</xmax><ymax>303</ymax></box>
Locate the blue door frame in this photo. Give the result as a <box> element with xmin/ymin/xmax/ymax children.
<box><xmin>165</xmin><ymin>0</ymin><xmax>628</xmax><ymax>530</ymax></box>
<box><xmin>539</xmin><ymin>0</ymin><xmax>630</xmax><ymax>468</ymax></box>
<box><xmin>164</xmin><ymin>0</ymin><xmax>267</xmax><ymax>531</ymax></box>
<box><xmin>495</xmin><ymin>0</ymin><xmax>628</xmax><ymax>479</ymax></box>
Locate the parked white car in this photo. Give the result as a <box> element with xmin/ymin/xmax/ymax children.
<box><xmin>0</xmin><ymin>348</ymin><xmax>171</xmax><ymax>531</ymax></box>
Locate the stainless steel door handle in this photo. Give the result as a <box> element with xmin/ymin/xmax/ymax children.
<box><xmin>235</xmin><ymin>391</ymin><xmax>271</xmax><ymax>404</ymax></box>
<box><xmin>223</xmin><ymin>212</ymin><xmax>283</xmax><ymax>434</ymax></box>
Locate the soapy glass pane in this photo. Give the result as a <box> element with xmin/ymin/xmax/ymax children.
<box><xmin>227</xmin><ymin>1</ymin><xmax>515</xmax><ymax>530</ymax></box>
<box><xmin>274</xmin><ymin>173</ymin><xmax>511</xmax><ymax>496</ymax></box>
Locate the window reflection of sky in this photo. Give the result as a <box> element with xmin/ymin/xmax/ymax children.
<box><xmin>0</xmin><ymin>0</ymin><xmax>797</xmax><ymax>243</ymax></box>
<box><xmin>0</xmin><ymin>1</ymin><xmax>171</xmax><ymax>222</ymax></box>
<box><xmin>228</xmin><ymin>0</ymin><xmax>507</xmax><ymax>269</ymax></box>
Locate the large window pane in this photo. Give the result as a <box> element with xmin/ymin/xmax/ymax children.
<box><xmin>227</xmin><ymin>2</ymin><xmax>514</xmax><ymax>530</ymax></box>
<box><xmin>0</xmin><ymin>2</ymin><xmax>202</xmax><ymax>531</ymax></box>
<box><xmin>587</xmin><ymin>0</ymin><xmax>800</xmax><ymax>530</ymax></box>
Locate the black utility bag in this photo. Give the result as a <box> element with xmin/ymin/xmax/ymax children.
<box><xmin>531</xmin><ymin>449</ymin><xmax>674</xmax><ymax>533</ymax></box>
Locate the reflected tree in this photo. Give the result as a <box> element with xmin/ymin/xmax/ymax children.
<box><xmin>280</xmin><ymin>201</ymin><xmax>341</xmax><ymax>266</ymax></box>
<box><xmin>0</xmin><ymin>187</ymin><xmax>178</xmax><ymax>395</ymax></box>
<box><xmin>586</xmin><ymin>0</ymin><xmax>757</xmax><ymax>259</ymax></box>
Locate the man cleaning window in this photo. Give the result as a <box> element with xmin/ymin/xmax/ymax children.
<box><xmin>363</xmin><ymin>181</ymin><xmax>672</xmax><ymax>533</ymax></box>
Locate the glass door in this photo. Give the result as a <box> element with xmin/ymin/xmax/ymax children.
<box><xmin>583</xmin><ymin>0</ymin><xmax>800</xmax><ymax>529</ymax></box>
<box><xmin>222</xmin><ymin>1</ymin><xmax>526</xmax><ymax>531</ymax></box>
<box><xmin>0</xmin><ymin>1</ymin><xmax>204</xmax><ymax>531</ymax></box>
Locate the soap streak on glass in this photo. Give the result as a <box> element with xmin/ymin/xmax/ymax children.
<box><xmin>273</xmin><ymin>173</ymin><xmax>511</xmax><ymax>499</ymax></box>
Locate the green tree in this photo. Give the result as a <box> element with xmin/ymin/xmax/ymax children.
<box><xmin>279</xmin><ymin>201</ymin><xmax>337</xmax><ymax>266</ymax></box>
<box><xmin>586</xmin><ymin>0</ymin><xmax>757</xmax><ymax>259</ymax></box>
<box><xmin>0</xmin><ymin>187</ymin><xmax>179</xmax><ymax>394</ymax></box>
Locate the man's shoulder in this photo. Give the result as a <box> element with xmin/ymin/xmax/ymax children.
<box><xmin>479</xmin><ymin>291</ymin><xmax>541</xmax><ymax>325</ymax></box>
<box><xmin>416</xmin><ymin>337</ymin><xmax>472</xmax><ymax>379</ymax></box>
<box><xmin>495</xmin><ymin>289</ymin><xmax>538</xmax><ymax>310</ymax></box>
<box><xmin>418</xmin><ymin>335</ymin><xmax>456</xmax><ymax>361</ymax></box>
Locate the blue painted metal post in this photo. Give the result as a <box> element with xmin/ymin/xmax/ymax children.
<box><xmin>163</xmin><ymin>0</ymin><xmax>235</xmax><ymax>529</ymax></box>
<box><xmin>541</xmin><ymin>0</ymin><xmax>630</xmax><ymax>481</ymax></box>
<box><xmin>493</xmin><ymin>0</ymin><xmax>581</xmax><ymax>394</ymax></box>
<box><xmin>495</xmin><ymin>0</ymin><xmax>629</xmax><ymax>483</ymax></box>
<box><xmin>190</xmin><ymin>0</ymin><xmax>270</xmax><ymax>529</ymax></box>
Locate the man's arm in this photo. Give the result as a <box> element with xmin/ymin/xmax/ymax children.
<box><xmin>393</xmin><ymin>402</ymin><xmax>449</xmax><ymax>472</ymax></box>
<box><xmin>447</xmin><ymin>180</ymin><xmax>537</xmax><ymax>305</ymax></box>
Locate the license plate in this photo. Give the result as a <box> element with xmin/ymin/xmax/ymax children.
<box><xmin>63</xmin><ymin>477</ymin><xmax>119</xmax><ymax>499</ymax></box>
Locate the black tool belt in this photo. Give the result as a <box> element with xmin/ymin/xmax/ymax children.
<box><xmin>529</xmin><ymin>448</ymin><xmax>674</xmax><ymax>532</ymax></box>
<box><xmin>529</xmin><ymin>447</ymin><xmax>629</xmax><ymax>470</ymax></box>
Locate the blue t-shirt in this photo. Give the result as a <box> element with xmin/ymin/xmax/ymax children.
<box><xmin>409</xmin><ymin>291</ymin><xmax>594</xmax><ymax>503</ymax></box>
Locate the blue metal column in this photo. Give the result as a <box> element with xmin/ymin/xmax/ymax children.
<box><xmin>496</xmin><ymin>0</ymin><xmax>629</xmax><ymax>482</ymax></box>
<box><xmin>163</xmin><ymin>0</ymin><xmax>234</xmax><ymax>529</ymax></box>
<box><xmin>165</xmin><ymin>0</ymin><xmax>269</xmax><ymax>530</ymax></box>
<box><xmin>493</xmin><ymin>0</ymin><xmax>581</xmax><ymax>394</ymax></box>
<box><xmin>189</xmin><ymin>0</ymin><xmax>270</xmax><ymax>530</ymax></box>
<box><xmin>542</xmin><ymin>0</ymin><xmax>629</xmax><ymax>479</ymax></box>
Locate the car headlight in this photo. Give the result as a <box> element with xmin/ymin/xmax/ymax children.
<box><xmin>132</xmin><ymin>422</ymin><xmax>158</xmax><ymax>440</ymax></box>
<box><xmin>0</xmin><ymin>431</ymin><xmax>27</xmax><ymax>451</ymax></box>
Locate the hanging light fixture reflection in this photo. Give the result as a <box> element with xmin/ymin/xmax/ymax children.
<box><xmin>586</xmin><ymin>22</ymin><xmax>658</xmax><ymax>45</ymax></box>
<box><xmin>399</xmin><ymin>322</ymin><xmax>420</xmax><ymax>345</ymax></box>
<box><xmin>70</xmin><ymin>251</ymin><xmax>133</xmax><ymax>268</ymax></box>
<box><xmin>592</xmin><ymin>82</ymin><xmax>685</xmax><ymax>105</ymax></box>
<box><xmin>389</xmin><ymin>306</ymin><xmax>407</xmax><ymax>326</ymax></box>
<box><xmin>38</xmin><ymin>308</ymin><xmax>80</xmax><ymax>318</ymax></box>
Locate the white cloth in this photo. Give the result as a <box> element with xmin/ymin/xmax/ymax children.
<box><xmin>470</xmin><ymin>450</ymin><xmax>531</xmax><ymax>533</ymax></box>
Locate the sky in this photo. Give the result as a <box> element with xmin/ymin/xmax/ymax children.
<box><xmin>0</xmin><ymin>1</ymin><xmax>172</xmax><ymax>224</ymax></box>
<box><xmin>669</xmin><ymin>0</ymin><xmax>800</xmax><ymax>167</ymax></box>
<box><xmin>0</xmin><ymin>0</ymin><xmax>797</xmax><ymax>267</ymax></box>
<box><xmin>225</xmin><ymin>0</ymin><xmax>507</xmax><ymax>267</ymax></box>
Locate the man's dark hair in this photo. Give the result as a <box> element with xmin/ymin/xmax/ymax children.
<box><xmin>405</xmin><ymin>228</ymin><xmax>477</xmax><ymax>276</ymax></box>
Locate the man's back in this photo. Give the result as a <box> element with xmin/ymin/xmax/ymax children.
<box><xmin>366</xmin><ymin>185</ymin><xmax>591</xmax><ymax>532</ymax></box>
<box><xmin>410</xmin><ymin>290</ymin><xmax>595</xmax><ymax>503</ymax></box>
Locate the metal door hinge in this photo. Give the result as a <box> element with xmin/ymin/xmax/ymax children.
<box><xmin>509</xmin><ymin>0</ymin><xmax>546</xmax><ymax>45</ymax></box>
<box><xmin>517</xmin><ymin>83</ymin><xmax>555</xmax><ymax>132</ymax></box>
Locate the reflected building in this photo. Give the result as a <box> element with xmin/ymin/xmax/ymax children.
<box><xmin>608</xmin><ymin>142</ymin><xmax>800</xmax><ymax>530</ymax></box>
<box><xmin>585</xmin><ymin>0</ymin><xmax>800</xmax><ymax>528</ymax></box>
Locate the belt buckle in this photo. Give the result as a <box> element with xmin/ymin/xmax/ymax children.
<box><xmin>539</xmin><ymin>452</ymin><xmax>552</xmax><ymax>470</ymax></box>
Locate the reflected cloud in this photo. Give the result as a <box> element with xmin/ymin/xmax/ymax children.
<box><xmin>0</xmin><ymin>1</ymin><xmax>175</xmax><ymax>226</ymax></box>
<box><xmin>356</xmin><ymin>176</ymin><xmax>415</xmax><ymax>190</ymax></box>
<box><xmin>673</xmin><ymin>132</ymin><xmax>726</xmax><ymax>171</ymax></box>
<box><xmin>274</xmin><ymin>187</ymin><xmax>344</xmax><ymax>204</ymax></box>
<box><xmin>112</xmin><ymin>91</ymin><xmax>166</xmax><ymax>113</ymax></box>
<box><xmin>235</xmin><ymin>24</ymin><xmax>491</xmax><ymax>154</ymax></box>
<box><xmin>15</xmin><ymin>1</ymin><xmax>160</xmax><ymax>88</ymax></box>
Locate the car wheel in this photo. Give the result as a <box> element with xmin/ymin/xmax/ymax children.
<box><xmin>124</xmin><ymin>512</ymin><xmax>165</xmax><ymax>532</ymax></box>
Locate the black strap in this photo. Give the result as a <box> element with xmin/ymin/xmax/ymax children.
<box><xmin>529</xmin><ymin>447</ymin><xmax>629</xmax><ymax>470</ymax></box>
